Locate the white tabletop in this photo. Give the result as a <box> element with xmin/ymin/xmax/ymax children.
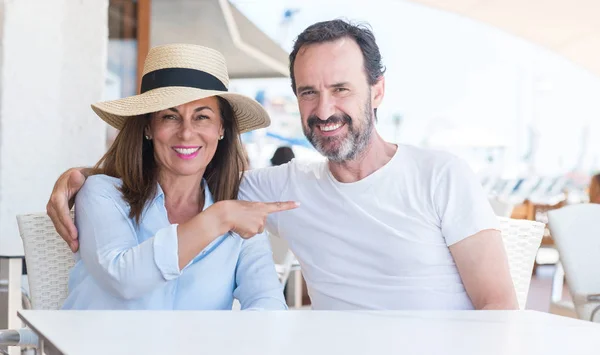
<box><xmin>19</xmin><ymin>310</ymin><xmax>600</xmax><ymax>355</ymax></box>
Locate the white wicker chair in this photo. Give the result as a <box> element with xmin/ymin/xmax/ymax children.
<box><xmin>17</xmin><ymin>213</ymin><xmax>74</xmax><ymax>310</ymax></box>
<box><xmin>498</xmin><ymin>217</ymin><xmax>545</xmax><ymax>310</ymax></box>
<box><xmin>0</xmin><ymin>213</ymin><xmax>74</xmax><ymax>350</ymax></box>
<box><xmin>547</xmin><ymin>204</ymin><xmax>600</xmax><ymax>322</ymax></box>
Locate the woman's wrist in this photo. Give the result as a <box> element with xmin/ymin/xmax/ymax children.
<box><xmin>200</xmin><ymin>201</ymin><xmax>232</xmax><ymax>237</ymax></box>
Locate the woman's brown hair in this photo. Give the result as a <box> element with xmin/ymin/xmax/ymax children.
<box><xmin>92</xmin><ymin>96</ymin><xmax>246</xmax><ymax>223</ymax></box>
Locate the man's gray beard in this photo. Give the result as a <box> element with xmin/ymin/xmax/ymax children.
<box><xmin>305</xmin><ymin>102</ymin><xmax>374</xmax><ymax>163</ymax></box>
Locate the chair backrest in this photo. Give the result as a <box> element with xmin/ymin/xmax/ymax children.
<box><xmin>533</xmin><ymin>199</ymin><xmax>567</xmax><ymax>224</ymax></box>
<box><xmin>268</xmin><ymin>233</ymin><xmax>296</xmax><ymax>285</ymax></box>
<box><xmin>16</xmin><ymin>213</ymin><xmax>74</xmax><ymax>310</ymax></box>
<box><xmin>498</xmin><ymin>217</ymin><xmax>545</xmax><ymax>309</ymax></box>
<box><xmin>488</xmin><ymin>197</ymin><xmax>514</xmax><ymax>217</ymax></box>
<box><xmin>547</xmin><ymin>204</ymin><xmax>600</xmax><ymax>319</ymax></box>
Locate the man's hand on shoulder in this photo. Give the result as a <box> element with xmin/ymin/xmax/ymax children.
<box><xmin>46</xmin><ymin>168</ymin><xmax>89</xmax><ymax>252</ymax></box>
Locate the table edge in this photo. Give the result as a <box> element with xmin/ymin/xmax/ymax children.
<box><xmin>18</xmin><ymin>311</ymin><xmax>66</xmax><ymax>355</ymax></box>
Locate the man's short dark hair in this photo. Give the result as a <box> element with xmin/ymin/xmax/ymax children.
<box><xmin>289</xmin><ymin>19</ymin><xmax>386</xmax><ymax>94</ymax></box>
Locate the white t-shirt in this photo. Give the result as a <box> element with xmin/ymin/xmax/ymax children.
<box><xmin>239</xmin><ymin>144</ymin><xmax>499</xmax><ymax>310</ymax></box>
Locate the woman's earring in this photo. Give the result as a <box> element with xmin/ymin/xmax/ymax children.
<box><xmin>145</xmin><ymin>135</ymin><xmax>151</xmax><ymax>140</ymax></box>
<box><xmin>219</xmin><ymin>135</ymin><xmax>224</xmax><ymax>140</ymax></box>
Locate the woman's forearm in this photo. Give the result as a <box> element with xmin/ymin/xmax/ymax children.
<box><xmin>176</xmin><ymin>202</ymin><xmax>231</xmax><ymax>269</ymax></box>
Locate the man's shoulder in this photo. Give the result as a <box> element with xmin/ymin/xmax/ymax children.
<box><xmin>289</xmin><ymin>158</ymin><xmax>328</xmax><ymax>177</ymax></box>
<box><xmin>397</xmin><ymin>144</ymin><xmax>462</xmax><ymax>173</ymax></box>
<box><xmin>239</xmin><ymin>159</ymin><xmax>326</xmax><ymax>201</ymax></box>
<box><xmin>243</xmin><ymin>158</ymin><xmax>327</xmax><ymax>183</ymax></box>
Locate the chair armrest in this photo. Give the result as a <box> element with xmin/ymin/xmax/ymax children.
<box><xmin>573</xmin><ymin>293</ymin><xmax>600</xmax><ymax>322</ymax></box>
<box><xmin>0</xmin><ymin>329</ymin><xmax>20</xmax><ymax>346</ymax></box>
<box><xmin>0</xmin><ymin>328</ymin><xmax>38</xmax><ymax>347</ymax></box>
<box><xmin>586</xmin><ymin>294</ymin><xmax>600</xmax><ymax>302</ymax></box>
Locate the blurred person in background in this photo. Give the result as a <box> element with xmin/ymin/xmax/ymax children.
<box><xmin>270</xmin><ymin>146</ymin><xmax>295</xmax><ymax>166</ymax></box>
<box><xmin>589</xmin><ymin>173</ymin><xmax>600</xmax><ymax>203</ymax></box>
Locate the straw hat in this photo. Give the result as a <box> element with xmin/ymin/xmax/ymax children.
<box><xmin>91</xmin><ymin>44</ymin><xmax>270</xmax><ymax>133</ymax></box>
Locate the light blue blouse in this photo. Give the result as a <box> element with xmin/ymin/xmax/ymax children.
<box><xmin>62</xmin><ymin>174</ymin><xmax>286</xmax><ymax>310</ymax></box>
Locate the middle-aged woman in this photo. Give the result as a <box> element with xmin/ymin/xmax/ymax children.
<box><xmin>61</xmin><ymin>44</ymin><xmax>296</xmax><ymax>310</ymax></box>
